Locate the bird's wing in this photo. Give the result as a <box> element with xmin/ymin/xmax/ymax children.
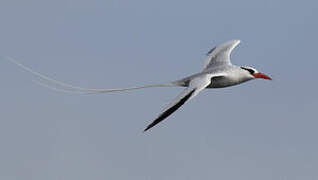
<box><xmin>144</xmin><ymin>74</ymin><xmax>212</xmax><ymax>132</ymax></box>
<box><xmin>202</xmin><ymin>39</ymin><xmax>240</xmax><ymax>70</ymax></box>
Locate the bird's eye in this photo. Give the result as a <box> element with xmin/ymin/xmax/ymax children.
<box><xmin>240</xmin><ymin>67</ymin><xmax>255</xmax><ymax>74</ymax></box>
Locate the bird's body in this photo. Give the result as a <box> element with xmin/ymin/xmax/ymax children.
<box><xmin>175</xmin><ymin>65</ymin><xmax>254</xmax><ymax>89</ymax></box>
<box><xmin>4</xmin><ymin>39</ymin><xmax>272</xmax><ymax>132</ymax></box>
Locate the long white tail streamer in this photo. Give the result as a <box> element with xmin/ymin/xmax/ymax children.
<box><xmin>32</xmin><ymin>80</ymin><xmax>90</xmax><ymax>94</ymax></box>
<box><xmin>3</xmin><ymin>56</ymin><xmax>176</xmax><ymax>94</ymax></box>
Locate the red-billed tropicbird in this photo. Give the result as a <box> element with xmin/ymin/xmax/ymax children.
<box><xmin>4</xmin><ymin>40</ymin><xmax>272</xmax><ymax>132</ymax></box>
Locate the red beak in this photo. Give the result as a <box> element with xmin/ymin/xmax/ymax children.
<box><xmin>253</xmin><ymin>72</ymin><xmax>272</xmax><ymax>80</ymax></box>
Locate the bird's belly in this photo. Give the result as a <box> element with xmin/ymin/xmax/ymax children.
<box><xmin>207</xmin><ymin>76</ymin><xmax>246</xmax><ymax>88</ymax></box>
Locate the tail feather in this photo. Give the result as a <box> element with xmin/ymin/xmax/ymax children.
<box><xmin>2</xmin><ymin>56</ymin><xmax>178</xmax><ymax>94</ymax></box>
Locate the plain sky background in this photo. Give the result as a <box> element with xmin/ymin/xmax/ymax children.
<box><xmin>1</xmin><ymin>0</ymin><xmax>318</xmax><ymax>179</ymax></box>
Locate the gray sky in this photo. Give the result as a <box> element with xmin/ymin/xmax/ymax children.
<box><xmin>1</xmin><ymin>0</ymin><xmax>318</xmax><ymax>179</ymax></box>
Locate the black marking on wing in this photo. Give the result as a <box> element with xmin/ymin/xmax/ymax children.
<box><xmin>206</xmin><ymin>47</ymin><xmax>216</xmax><ymax>55</ymax></box>
<box><xmin>143</xmin><ymin>89</ymin><xmax>196</xmax><ymax>132</ymax></box>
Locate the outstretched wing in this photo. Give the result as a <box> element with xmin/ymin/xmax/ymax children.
<box><xmin>144</xmin><ymin>74</ymin><xmax>211</xmax><ymax>132</ymax></box>
<box><xmin>203</xmin><ymin>39</ymin><xmax>240</xmax><ymax>70</ymax></box>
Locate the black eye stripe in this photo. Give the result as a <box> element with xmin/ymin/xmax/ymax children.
<box><xmin>240</xmin><ymin>67</ymin><xmax>254</xmax><ymax>74</ymax></box>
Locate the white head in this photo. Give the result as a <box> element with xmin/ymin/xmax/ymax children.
<box><xmin>240</xmin><ymin>66</ymin><xmax>272</xmax><ymax>80</ymax></box>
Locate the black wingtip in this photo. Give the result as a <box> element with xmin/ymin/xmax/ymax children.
<box><xmin>206</xmin><ymin>47</ymin><xmax>216</xmax><ymax>55</ymax></box>
<box><xmin>142</xmin><ymin>89</ymin><xmax>196</xmax><ymax>133</ymax></box>
<box><xmin>143</xmin><ymin>124</ymin><xmax>153</xmax><ymax>132</ymax></box>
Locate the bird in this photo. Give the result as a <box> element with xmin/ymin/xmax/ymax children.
<box><xmin>3</xmin><ymin>39</ymin><xmax>271</xmax><ymax>132</ymax></box>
